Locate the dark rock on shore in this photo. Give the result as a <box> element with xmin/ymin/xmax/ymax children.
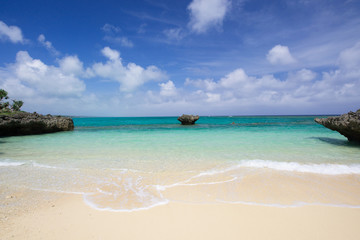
<box><xmin>314</xmin><ymin>109</ymin><xmax>360</xmax><ymax>142</ymax></box>
<box><xmin>0</xmin><ymin>112</ymin><xmax>74</xmax><ymax>136</ymax></box>
<box><xmin>177</xmin><ymin>114</ymin><xmax>200</xmax><ymax>125</ymax></box>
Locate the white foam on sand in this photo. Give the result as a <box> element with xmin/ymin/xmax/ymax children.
<box><xmin>237</xmin><ymin>159</ymin><xmax>360</xmax><ymax>175</ymax></box>
<box><xmin>4</xmin><ymin>158</ymin><xmax>360</xmax><ymax>212</ymax></box>
<box><xmin>0</xmin><ymin>160</ymin><xmax>26</xmax><ymax>167</ymax></box>
<box><xmin>216</xmin><ymin>200</ymin><xmax>360</xmax><ymax>209</ymax></box>
<box><xmin>83</xmin><ymin>193</ymin><xmax>170</xmax><ymax>212</ymax></box>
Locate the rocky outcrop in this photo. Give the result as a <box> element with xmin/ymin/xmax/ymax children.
<box><xmin>177</xmin><ymin>114</ymin><xmax>200</xmax><ymax>125</ymax></box>
<box><xmin>315</xmin><ymin>109</ymin><xmax>360</xmax><ymax>142</ymax></box>
<box><xmin>0</xmin><ymin>112</ymin><xmax>74</xmax><ymax>136</ymax></box>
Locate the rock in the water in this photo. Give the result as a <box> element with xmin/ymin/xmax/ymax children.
<box><xmin>177</xmin><ymin>114</ymin><xmax>199</xmax><ymax>125</ymax></box>
<box><xmin>314</xmin><ymin>109</ymin><xmax>360</xmax><ymax>142</ymax></box>
<box><xmin>0</xmin><ymin>112</ymin><xmax>74</xmax><ymax>136</ymax></box>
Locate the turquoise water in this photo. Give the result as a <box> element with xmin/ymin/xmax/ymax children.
<box><xmin>1</xmin><ymin>116</ymin><xmax>360</xmax><ymax>210</ymax></box>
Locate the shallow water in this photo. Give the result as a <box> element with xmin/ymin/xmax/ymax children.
<box><xmin>1</xmin><ymin>116</ymin><xmax>360</xmax><ymax>211</ymax></box>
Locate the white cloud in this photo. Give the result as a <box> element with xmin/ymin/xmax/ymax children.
<box><xmin>102</xmin><ymin>23</ymin><xmax>121</xmax><ymax>33</ymax></box>
<box><xmin>183</xmin><ymin>42</ymin><xmax>360</xmax><ymax>111</ymax></box>
<box><xmin>187</xmin><ymin>0</ymin><xmax>230</xmax><ymax>34</ymax></box>
<box><xmin>288</xmin><ymin>69</ymin><xmax>316</xmax><ymax>82</ymax></box>
<box><xmin>103</xmin><ymin>36</ymin><xmax>134</xmax><ymax>48</ymax></box>
<box><xmin>219</xmin><ymin>68</ymin><xmax>252</xmax><ymax>88</ymax></box>
<box><xmin>0</xmin><ymin>51</ymin><xmax>86</xmax><ymax>100</ymax></box>
<box><xmin>338</xmin><ymin>41</ymin><xmax>360</xmax><ymax>78</ymax></box>
<box><xmin>206</xmin><ymin>92</ymin><xmax>221</xmax><ymax>102</ymax></box>
<box><xmin>185</xmin><ymin>78</ymin><xmax>217</xmax><ymax>91</ymax></box>
<box><xmin>0</xmin><ymin>51</ymin><xmax>107</xmax><ymax>116</ymax></box>
<box><xmin>117</xmin><ymin>37</ymin><xmax>134</xmax><ymax>48</ymax></box>
<box><xmin>92</xmin><ymin>47</ymin><xmax>167</xmax><ymax>91</ymax></box>
<box><xmin>1</xmin><ymin>38</ymin><xmax>359</xmax><ymax>116</ymax></box>
<box><xmin>159</xmin><ymin>80</ymin><xmax>177</xmax><ymax>96</ymax></box>
<box><xmin>59</xmin><ymin>55</ymin><xmax>84</xmax><ymax>76</ymax></box>
<box><xmin>0</xmin><ymin>20</ymin><xmax>24</xmax><ymax>43</ymax></box>
<box><xmin>101</xmin><ymin>46</ymin><xmax>120</xmax><ymax>60</ymax></box>
<box><xmin>38</xmin><ymin>34</ymin><xmax>60</xmax><ymax>55</ymax></box>
<box><xmin>163</xmin><ymin>28</ymin><xmax>185</xmax><ymax>41</ymax></box>
<box><xmin>102</xmin><ymin>23</ymin><xmax>134</xmax><ymax>48</ymax></box>
<box><xmin>267</xmin><ymin>45</ymin><xmax>296</xmax><ymax>65</ymax></box>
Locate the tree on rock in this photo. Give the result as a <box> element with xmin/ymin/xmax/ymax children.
<box><xmin>11</xmin><ymin>100</ymin><xmax>24</xmax><ymax>111</ymax></box>
<box><xmin>0</xmin><ymin>89</ymin><xmax>24</xmax><ymax>113</ymax></box>
<box><xmin>0</xmin><ymin>89</ymin><xmax>8</xmax><ymax>100</ymax></box>
<box><xmin>0</xmin><ymin>89</ymin><xmax>9</xmax><ymax>111</ymax></box>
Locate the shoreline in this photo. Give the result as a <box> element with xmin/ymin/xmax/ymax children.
<box><xmin>1</xmin><ymin>115</ymin><xmax>360</xmax><ymax>239</ymax></box>
<box><xmin>2</xmin><ymin>167</ymin><xmax>360</xmax><ymax>213</ymax></box>
<box><xmin>2</xmin><ymin>194</ymin><xmax>360</xmax><ymax>240</ymax></box>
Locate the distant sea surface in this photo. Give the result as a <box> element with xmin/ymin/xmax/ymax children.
<box><xmin>1</xmin><ymin>116</ymin><xmax>360</xmax><ymax>211</ymax></box>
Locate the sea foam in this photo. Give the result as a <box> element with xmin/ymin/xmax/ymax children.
<box><xmin>236</xmin><ymin>160</ymin><xmax>360</xmax><ymax>175</ymax></box>
<box><xmin>0</xmin><ymin>160</ymin><xmax>25</xmax><ymax>167</ymax></box>
<box><xmin>83</xmin><ymin>193</ymin><xmax>169</xmax><ymax>212</ymax></box>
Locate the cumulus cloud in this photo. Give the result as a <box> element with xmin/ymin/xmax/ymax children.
<box><xmin>2</xmin><ymin>37</ymin><xmax>359</xmax><ymax>116</ymax></box>
<box><xmin>0</xmin><ymin>51</ymin><xmax>86</xmax><ymax>99</ymax></box>
<box><xmin>219</xmin><ymin>68</ymin><xmax>251</xmax><ymax>88</ymax></box>
<box><xmin>0</xmin><ymin>47</ymin><xmax>169</xmax><ymax>115</ymax></box>
<box><xmin>267</xmin><ymin>45</ymin><xmax>296</xmax><ymax>65</ymax></box>
<box><xmin>159</xmin><ymin>80</ymin><xmax>177</xmax><ymax>96</ymax></box>
<box><xmin>184</xmin><ymin>69</ymin><xmax>291</xmax><ymax>105</ymax></box>
<box><xmin>206</xmin><ymin>92</ymin><xmax>221</xmax><ymax>102</ymax></box>
<box><xmin>187</xmin><ymin>0</ymin><xmax>230</xmax><ymax>33</ymax></box>
<box><xmin>0</xmin><ymin>20</ymin><xmax>24</xmax><ymax>43</ymax></box>
<box><xmin>38</xmin><ymin>34</ymin><xmax>60</xmax><ymax>55</ymax></box>
<box><xmin>101</xmin><ymin>46</ymin><xmax>120</xmax><ymax>60</ymax></box>
<box><xmin>59</xmin><ymin>55</ymin><xmax>84</xmax><ymax>75</ymax></box>
<box><xmin>288</xmin><ymin>68</ymin><xmax>316</xmax><ymax>82</ymax></box>
<box><xmin>184</xmin><ymin>41</ymin><xmax>360</xmax><ymax>111</ymax></box>
<box><xmin>92</xmin><ymin>46</ymin><xmax>167</xmax><ymax>91</ymax></box>
<box><xmin>185</xmin><ymin>77</ymin><xmax>217</xmax><ymax>91</ymax></box>
<box><xmin>338</xmin><ymin>41</ymin><xmax>360</xmax><ymax>78</ymax></box>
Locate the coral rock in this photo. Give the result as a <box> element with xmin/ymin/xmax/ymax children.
<box><xmin>0</xmin><ymin>112</ymin><xmax>74</xmax><ymax>136</ymax></box>
<box><xmin>315</xmin><ymin>109</ymin><xmax>360</xmax><ymax>142</ymax></box>
<box><xmin>177</xmin><ymin>114</ymin><xmax>200</xmax><ymax>125</ymax></box>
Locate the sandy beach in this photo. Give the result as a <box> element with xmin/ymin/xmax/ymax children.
<box><xmin>1</xmin><ymin>194</ymin><xmax>360</xmax><ymax>240</ymax></box>
<box><xmin>1</xmin><ymin>116</ymin><xmax>360</xmax><ymax>240</ymax></box>
<box><xmin>2</xmin><ymin>0</ymin><xmax>360</xmax><ymax>238</ymax></box>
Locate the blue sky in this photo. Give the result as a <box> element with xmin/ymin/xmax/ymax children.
<box><xmin>0</xmin><ymin>0</ymin><xmax>360</xmax><ymax>116</ymax></box>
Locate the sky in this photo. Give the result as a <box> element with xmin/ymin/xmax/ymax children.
<box><xmin>0</xmin><ymin>0</ymin><xmax>360</xmax><ymax>116</ymax></box>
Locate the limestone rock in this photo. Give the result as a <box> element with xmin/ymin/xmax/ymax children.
<box><xmin>314</xmin><ymin>109</ymin><xmax>360</xmax><ymax>142</ymax></box>
<box><xmin>0</xmin><ymin>112</ymin><xmax>74</xmax><ymax>136</ymax></box>
<box><xmin>177</xmin><ymin>114</ymin><xmax>199</xmax><ymax>125</ymax></box>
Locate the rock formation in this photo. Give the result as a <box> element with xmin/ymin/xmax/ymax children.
<box><xmin>314</xmin><ymin>109</ymin><xmax>360</xmax><ymax>142</ymax></box>
<box><xmin>177</xmin><ymin>114</ymin><xmax>200</xmax><ymax>125</ymax></box>
<box><xmin>0</xmin><ymin>112</ymin><xmax>74</xmax><ymax>136</ymax></box>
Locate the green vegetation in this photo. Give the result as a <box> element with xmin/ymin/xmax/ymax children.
<box><xmin>0</xmin><ymin>89</ymin><xmax>24</xmax><ymax>114</ymax></box>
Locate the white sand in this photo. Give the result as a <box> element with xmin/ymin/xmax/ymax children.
<box><xmin>1</xmin><ymin>194</ymin><xmax>360</xmax><ymax>240</ymax></box>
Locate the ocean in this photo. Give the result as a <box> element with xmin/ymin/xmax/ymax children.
<box><xmin>1</xmin><ymin>116</ymin><xmax>360</xmax><ymax>211</ymax></box>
